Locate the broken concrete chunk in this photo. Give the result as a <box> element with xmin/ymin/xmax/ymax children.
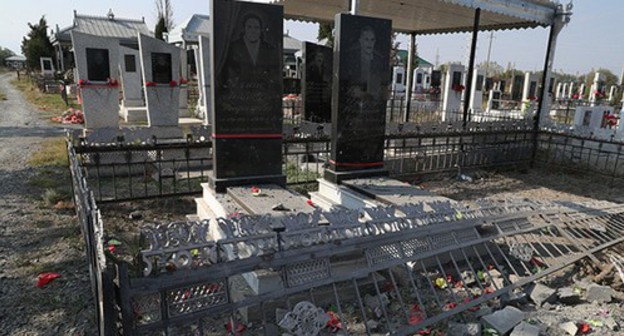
<box><xmin>364</xmin><ymin>293</ymin><xmax>389</xmax><ymax>310</ymax></box>
<box><xmin>557</xmin><ymin>287</ymin><xmax>582</xmax><ymax>305</ymax></box>
<box><xmin>481</xmin><ymin>306</ymin><xmax>525</xmax><ymax>335</ymax></box>
<box><xmin>510</xmin><ymin>321</ymin><xmax>540</xmax><ymax>336</ymax></box>
<box><xmin>526</xmin><ymin>283</ymin><xmax>556</xmax><ymax>307</ymax></box>
<box><xmin>447</xmin><ymin>322</ymin><xmax>481</xmax><ymax>336</ymax></box>
<box><xmin>586</xmin><ymin>284</ymin><xmax>614</xmax><ymax>303</ymax></box>
<box><xmin>501</xmin><ymin>291</ymin><xmax>528</xmax><ymax>307</ymax></box>
<box><xmin>559</xmin><ymin>321</ymin><xmax>578</xmax><ymax>336</ymax></box>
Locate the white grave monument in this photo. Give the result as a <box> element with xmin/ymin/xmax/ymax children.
<box><xmin>589</xmin><ymin>72</ymin><xmax>606</xmax><ymax>106</ymax></box>
<box><xmin>469</xmin><ymin>68</ymin><xmax>485</xmax><ymax>113</ymax></box>
<box><xmin>197</xmin><ymin>35</ymin><xmax>212</xmax><ymax>126</ymax></box>
<box><xmin>391</xmin><ymin>66</ymin><xmax>405</xmax><ymax>96</ymax></box>
<box><xmin>71</xmin><ymin>31</ymin><xmax>120</xmax><ymax>129</ymax></box>
<box><xmin>413</xmin><ymin>67</ymin><xmax>430</xmax><ymax>93</ymax></box>
<box><xmin>138</xmin><ymin>34</ymin><xmax>182</xmax><ymax>134</ymax></box>
<box><xmin>39</xmin><ymin>57</ymin><xmax>55</xmax><ymax>76</ymax></box>
<box><xmin>609</xmin><ymin>85</ymin><xmax>618</xmax><ymax>104</ymax></box>
<box><xmin>555</xmin><ymin>82</ymin><xmax>563</xmax><ymax>99</ymax></box>
<box><xmin>521</xmin><ymin>72</ymin><xmax>538</xmax><ymax>114</ymax></box>
<box><xmin>574</xmin><ymin>106</ymin><xmax>614</xmax><ymax>131</ymax></box>
<box><xmin>487</xmin><ymin>90</ymin><xmax>502</xmax><ymax>112</ymax></box>
<box><xmin>178</xmin><ymin>48</ymin><xmax>190</xmax><ymax>118</ymax></box>
<box><xmin>442</xmin><ymin>63</ymin><xmax>465</xmax><ymax>122</ymax></box>
<box><xmin>561</xmin><ymin>83</ymin><xmax>568</xmax><ymax>99</ymax></box>
<box><xmin>568</xmin><ymin>82</ymin><xmax>576</xmax><ymax>99</ymax></box>
<box><xmin>578</xmin><ymin>83</ymin><xmax>586</xmax><ymax>100</ymax></box>
<box><xmin>119</xmin><ymin>46</ymin><xmax>147</xmax><ymax>122</ymax></box>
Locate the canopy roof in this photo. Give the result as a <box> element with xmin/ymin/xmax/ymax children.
<box><xmin>252</xmin><ymin>0</ymin><xmax>560</xmax><ymax>34</ymax></box>
<box><xmin>168</xmin><ymin>14</ymin><xmax>211</xmax><ymax>44</ymax></box>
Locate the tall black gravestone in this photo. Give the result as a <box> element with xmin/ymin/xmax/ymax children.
<box><xmin>210</xmin><ymin>0</ymin><xmax>285</xmax><ymax>192</ymax></box>
<box><xmin>325</xmin><ymin>14</ymin><xmax>392</xmax><ymax>184</ymax></box>
<box><xmin>302</xmin><ymin>42</ymin><xmax>332</xmax><ymax>122</ymax></box>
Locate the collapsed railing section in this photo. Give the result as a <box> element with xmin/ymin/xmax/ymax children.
<box><xmin>113</xmin><ymin>199</ymin><xmax>624</xmax><ymax>335</ymax></box>
<box><xmin>67</xmin><ymin>140</ymin><xmax>116</xmax><ymax>335</ymax></box>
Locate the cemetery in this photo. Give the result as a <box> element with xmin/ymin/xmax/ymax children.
<box><xmin>4</xmin><ymin>0</ymin><xmax>624</xmax><ymax>335</ymax></box>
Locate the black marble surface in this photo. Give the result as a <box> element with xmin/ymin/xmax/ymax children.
<box><xmin>302</xmin><ymin>42</ymin><xmax>332</xmax><ymax>123</ymax></box>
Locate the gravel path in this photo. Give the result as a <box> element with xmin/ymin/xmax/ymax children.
<box><xmin>0</xmin><ymin>73</ymin><xmax>96</xmax><ymax>335</ymax></box>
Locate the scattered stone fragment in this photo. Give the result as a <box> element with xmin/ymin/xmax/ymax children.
<box><xmin>447</xmin><ymin>322</ymin><xmax>481</xmax><ymax>336</ymax></box>
<box><xmin>510</xmin><ymin>321</ymin><xmax>540</xmax><ymax>336</ymax></box>
<box><xmin>526</xmin><ymin>283</ymin><xmax>556</xmax><ymax>307</ymax></box>
<box><xmin>501</xmin><ymin>291</ymin><xmax>528</xmax><ymax>307</ymax></box>
<box><xmin>557</xmin><ymin>287</ymin><xmax>582</xmax><ymax>305</ymax></box>
<box><xmin>481</xmin><ymin>306</ymin><xmax>525</xmax><ymax>335</ymax></box>
<box><xmin>461</xmin><ymin>270</ymin><xmax>476</xmax><ymax>286</ymax></box>
<box><xmin>559</xmin><ymin>321</ymin><xmax>578</xmax><ymax>336</ymax></box>
<box><xmin>129</xmin><ymin>211</ymin><xmax>143</xmax><ymax>220</ymax></box>
<box><xmin>366</xmin><ymin>319</ymin><xmax>379</xmax><ymax>330</ymax></box>
<box><xmin>364</xmin><ymin>293</ymin><xmax>389</xmax><ymax>310</ymax></box>
<box><xmin>604</xmin><ymin>317</ymin><xmax>618</xmax><ymax>331</ymax></box>
<box><xmin>585</xmin><ymin>284</ymin><xmax>614</xmax><ymax>303</ymax></box>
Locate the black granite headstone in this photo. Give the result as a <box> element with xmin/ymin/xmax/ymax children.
<box><xmin>302</xmin><ymin>42</ymin><xmax>332</xmax><ymax>122</ymax></box>
<box><xmin>431</xmin><ymin>70</ymin><xmax>442</xmax><ymax>88</ymax></box>
<box><xmin>210</xmin><ymin>0</ymin><xmax>284</xmax><ymax>192</ymax></box>
<box><xmin>529</xmin><ymin>81</ymin><xmax>537</xmax><ymax>98</ymax></box>
<box><xmin>42</xmin><ymin>59</ymin><xmax>52</xmax><ymax>71</ymax></box>
<box><xmin>476</xmin><ymin>75</ymin><xmax>484</xmax><ymax>91</ymax></box>
<box><xmin>499</xmin><ymin>80</ymin><xmax>506</xmax><ymax>92</ymax></box>
<box><xmin>485</xmin><ymin>78</ymin><xmax>493</xmax><ymax>91</ymax></box>
<box><xmin>152</xmin><ymin>52</ymin><xmax>172</xmax><ymax>84</ymax></box>
<box><xmin>86</xmin><ymin>48</ymin><xmax>110</xmax><ymax>81</ymax></box>
<box><xmin>511</xmin><ymin>75</ymin><xmax>524</xmax><ymax>101</ymax></box>
<box><xmin>325</xmin><ymin>14</ymin><xmax>392</xmax><ymax>184</ymax></box>
<box><xmin>492</xmin><ymin>91</ymin><xmax>501</xmax><ymax>110</ymax></box>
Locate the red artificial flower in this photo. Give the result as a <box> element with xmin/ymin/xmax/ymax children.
<box><xmin>106</xmin><ymin>78</ymin><xmax>119</xmax><ymax>87</ymax></box>
<box><xmin>578</xmin><ymin>322</ymin><xmax>591</xmax><ymax>334</ymax></box>
<box><xmin>169</xmin><ymin>80</ymin><xmax>178</xmax><ymax>87</ymax></box>
<box><xmin>250</xmin><ymin>186</ymin><xmax>261</xmax><ymax>196</ymax></box>
<box><xmin>306</xmin><ymin>199</ymin><xmax>316</xmax><ymax>208</ymax></box>
<box><xmin>179</xmin><ymin>77</ymin><xmax>188</xmax><ymax>84</ymax></box>
<box><xmin>326</xmin><ymin>311</ymin><xmax>342</xmax><ymax>332</ymax></box>
<box><xmin>225</xmin><ymin>320</ymin><xmax>246</xmax><ymax>335</ymax></box>
<box><xmin>452</xmin><ymin>84</ymin><xmax>465</xmax><ymax>92</ymax></box>
<box><xmin>145</xmin><ymin>81</ymin><xmax>156</xmax><ymax>87</ymax></box>
<box><xmin>409</xmin><ymin>305</ymin><xmax>425</xmax><ymax>325</ymax></box>
<box><xmin>108</xmin><ymin>244</ymin><xmax>115</xmax><ymax>253</ymax></box>
<box><xmin>78</xmin><ymin>79</ymin><xmax>89</xmax><ymax>87</ymax></box>
<box><xmin>37</xmin><ymin>272</ymin><xmax>61</xmax><ymax>288</ymax></box>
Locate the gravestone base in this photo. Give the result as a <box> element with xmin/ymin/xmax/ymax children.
<box><xmin>312</xmin><ymin>178</ymin><xmax>383</xmax><ymax>210</ymax></box>
<box><xmin>120</xmin><ymin>105</ymin><xmax>147</xmax><ymax>123</ymax></box>
<box><xmin>323</xmin><ymin>167</ymin><xmax>388</xmax><ymax>185</ymax></box>
<box><xmin>209</xmin><ymin>175</ymin><xmax>286</xmax><ymax>194</ymax></box>
<box><xmin>342</xmin><ymin>177</ymin><xmax>453</xmax><ymax>206</ymax></box>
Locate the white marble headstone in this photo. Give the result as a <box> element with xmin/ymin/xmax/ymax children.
<box><xmin>138</xmin><ymin>34</ymin><xmax>181</xmax><ymax>128</ymax></box>
<box><xmin>198</xmin><ymin>35</ymin><xmax>212</xmax><ymax>126</ymax></box>
<box><xmin>469</xmin><ymin>68</ymin><xmax>485</xmax><ymax>113</ymax></box>
<box><xmin>40</xmin><ymin>57</ymin><xmax>55</xmax><ymax>77</ymax></box>
<box><xmin>71</xmin><ymin>31</ymin><xmax>120</xmax><ymax>129</ymax></box>
<box><xmin>179</xmin><ymin>48</ymin><xmax>189</xmax><ymax>117</ymax></box>
<box><xmin>442</xmin><ymin>63</ymin><xmax>465</xmax><ymax>122</ymax></box>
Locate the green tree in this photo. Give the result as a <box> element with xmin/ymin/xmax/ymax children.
<box><xmin>317</xmin><ymin>23</ymin><xmax>334</xmax><ymax>47</ymax></box>
<box><xmin>0</xmin><ymin>47</ymin><xmax>15</xmax><ymax>66</ymax></box>
<box><xmin>154</xmin><ymin>0</ymin><xmax>174</xmax><ymax>31</ymax></box>
<box><xmin>390</xmin><ymin>32</ymin><xmax>400</xmax><ymax>68</ymax></box>
<box><xmin>478</xmin><ymin>61</ymin><xmax>504</xmax><ymax>77</ymax></box>
<box><xmin>155</xmin><ymin>16</ymin><xmax>167</xmax><ymax>40</ymax></box>
<box><xmin>21</xmin><ymin>16</ymin><xmax>55</xmax><ymax>70</ymax></box>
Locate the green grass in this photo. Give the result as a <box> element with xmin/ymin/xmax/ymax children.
<box><xmin>28</xmin><ymin>137</ymin><xmax>68</xmax><ymax>167</ymax></box>
<box><xmin>10</xmin><ymin>77</ymin><xmax>76</xmax><ymax>116</ymax></box>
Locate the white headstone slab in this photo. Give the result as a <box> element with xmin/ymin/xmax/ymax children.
<box><xmin>469</xmin><ymin>68</ymin><xmax>485</xmax><ymax>113</ymax></box>
<box><xmin>71</xmin><ymin>31</ymin><xmax>121</xmax><ymax>129</ymax></box>
<box><xmin>574</xmin><ymin>105</ymin><xmax>614</xmax><ymax>131</ymax></box>
<box><xmin>179</xmin><ymin>48</ymin><xmax>190</xmax><ymax>117</ymax></box>
<box><xmin>198</xmin><ymin>35</ymin><xmax>212</xmax><ymax>125</ymax></box>
<box><xmin>568</xmin><ymin>82</ymin><xmax>575</xmax><ymax>99</ymax></box>
<box><xmin>138</xmin><ymin>34</ymin><xmax>181</xmax><ymax>127</ymax></box>
<box><xmin>522</xmin><ymin>72</ymin><xmax>538</xmax><ymax>102</ymax></box>
<box><xmin>119</xmin><ymin>46</ymin><xmax>144</xmax><ymax>108</ymax></box>
<box><xmin>391</xmin><ymin>66</ymin><xmax>405</xmax><ymax>96</ymax></box>
<box><xmin>40</xmin><ymin>57</ymin><xmax>55</xmax><ymax>76</ymax></box>
<box><xmin>442</xmin><ymin>63</ymin><xmax>465</xmax><ymax>122</ymax></box>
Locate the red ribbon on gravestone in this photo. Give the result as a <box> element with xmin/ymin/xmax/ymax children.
<box><xmin>169</xmin><ymin>80</ymin><xmax>178</xmax><ymax>87</ymax></box>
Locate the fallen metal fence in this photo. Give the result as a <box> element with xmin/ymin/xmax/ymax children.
<box><xmin>111</xmin><ymin>199</ymin><xmax>624</xmax><ymax>335</ymax></box>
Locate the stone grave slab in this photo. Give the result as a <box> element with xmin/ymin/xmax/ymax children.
<box><xmin>341</xmin><ymin>177</ymin><xmax>453</xmax><ymax>206</ymax></box>
<box><xmin>302</xmin><ymin>42</ymin><xmax>332</xmax><ymax>123</ymax></box>
<box><xmin>40</xmin><ymin>56</ymin><xmax>54</xmax><ymax>77</ymax></box>
<box><xmin>209</xmin><ymin>0</ymin><xmax>285</xmax><ymax>192</ymax></box>
<box><xmin>227</xmin><ymin>184</ymin><xmax>316</xmax><ymax>217</ymax></box>
<box><xmin>325</xmin><ymin>13</ymin><xmax>392</xmax><ymax>184</ymax></box>
<box><xmin>198</xmin><ymin>35</ymin><xmax>211</xmax><ymax>125</ymax></box>
<box><xmin>138</xmin><ymin>33</ymin><xmax>181</xmax><ymax>129</ymax></box>
<box><xmin>441</xmin><ymin>63</ymin><xmax>465</xmax><ymax>122</ymax></box>
<box><xmin>71</xmin><ymin>31</ymin><xmax>120</xmax><ymax>129</ymax></box>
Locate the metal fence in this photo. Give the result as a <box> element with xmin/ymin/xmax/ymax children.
<box><xmin>73</xmin><ymin>127</ymin><xmax>535</xmax><ymax>203</ymax></box>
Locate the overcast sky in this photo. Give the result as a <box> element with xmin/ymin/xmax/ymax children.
<box><xmin>0</xmin><ymin>0</ymin><xmax>620</xmax><ymax>78</ymax></box>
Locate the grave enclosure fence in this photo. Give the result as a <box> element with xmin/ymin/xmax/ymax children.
<box><xmin>66</xmin><ymin>127</ymin><xmax>624</xmax><ymax>335</ymax></box>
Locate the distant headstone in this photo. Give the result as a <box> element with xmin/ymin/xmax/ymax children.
<box><xmin>71</xmin><ymin>31</ymin><xmax>120</xmax><ymax>129</ymax></box>
<box><xmin>441</xmin><ymin>63</ymin><xmax>464</xmax><ymax>121</ymax></box>
<box><xmin>431</xmin><ymin>70</ymin><xmax>442</xmax><ymax>88</ymax></box>
<box><xmin>302</xmin><ymin>42</ymin><xmax>332</xmax><ymax>122</ymax></box>
<box><xmin>209</xmin><ymin>0</ymin><xmax>285</xmax><ymax>192</ymax></box>
<box><xmin>324</xmin><ymin>13</ymin><xmax>392</xmax><ymax>183</ymax></box>
<box><xmin>469</xmin><ymin>69</ymin><xmax>485</xmax><ymax>113</ymax></box>
<box><xmin>511</xmin><ymin>74</ymin><xmax>524</xmax><ymax>101</ymax></box>
<box><xmin>198</xmin><ymin>35</ymin><xmax>212</xmax><ymax>125</ymax></box>
<box><xmin>178</xmin><ymin>48</ymin><xmax>190</xmax><ymax>117</ymax></box>
<box><xmin>138</xmin><ymin>34</ymin><xmax>181</xmax><ymax>128</ymax></box>
<box><xmin>40</xmin><ymin>57</ymin><xmax>55</xmax><ymax>76</ymax></box>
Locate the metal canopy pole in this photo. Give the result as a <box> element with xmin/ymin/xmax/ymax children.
<box><xmin>532</xmin><ymin>7</ymin><xmax>569</xmax><ymax>167</ymax></box>
<box><xmin>404</xmin><ymin>32</ymin><xmax>416</xmax><ymax>123</ymax></box>
<box><xmin>463</xmin><ymin>8</ymin><xmax>480</xmax><ymax>128</ymax></box>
